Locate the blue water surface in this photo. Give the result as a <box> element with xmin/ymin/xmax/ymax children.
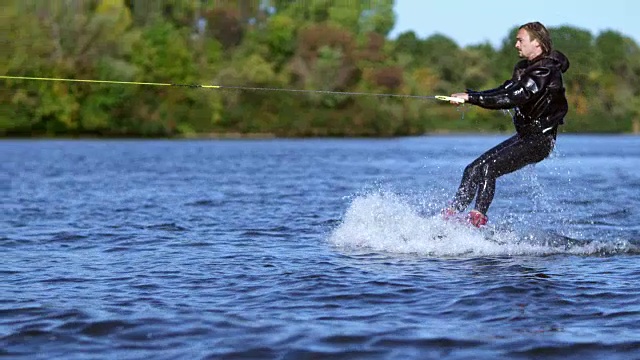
<box><xmin>2</xmin><ymin>134</ymin><xmax>640</xmax><ymax>359</ymax></box>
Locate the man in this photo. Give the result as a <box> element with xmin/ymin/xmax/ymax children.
<box><xmin>444</xmin><ymin>22</ymin><xmax>570</xmax><ymax>227</ymax></box>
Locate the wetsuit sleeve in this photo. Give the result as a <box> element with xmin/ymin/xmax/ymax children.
<box><xmin>467</xmin><ymin>66</ymin><xmax>551</xmax><ymax>109</ymax></box>
<box><xmin>466</xmin><ymin>60</ymin><xmax>526</xmax><ymax>97</ymax></box>
<box><xmin>466</xmin><ymin>80</ymin><xmax>512</xmax><ymax>96</ymax></box>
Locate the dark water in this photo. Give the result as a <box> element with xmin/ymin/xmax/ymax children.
<box><xmin>2</xmin><ymin>135</ymin><xmax>639</xmax><ymax>359</ymax></box>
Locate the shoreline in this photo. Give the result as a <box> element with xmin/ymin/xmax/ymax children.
<box><xmin>0</xmin><ymin>131</ymin><xmax>638</xmax><ymax>140</ymax></box>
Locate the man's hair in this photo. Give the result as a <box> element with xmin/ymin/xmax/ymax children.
<box><xmin>520</xmin><ymin>22</ymin><xmax>553</xmax><ymax>55</ymax></box>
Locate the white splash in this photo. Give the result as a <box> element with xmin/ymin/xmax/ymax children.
<box><xmin>328</xmin><ymin>192</ymin><xmax>635</xmax><ymax>257</ymax></box>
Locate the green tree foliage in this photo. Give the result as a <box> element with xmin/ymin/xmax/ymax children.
<box><xmin>263</xmin><ymin>14</ymin><xmax>297</xmax><ymax>68</ymax></box>
<box><xmin>2</xmin><ymin>0</ymin><xmax>640</xmax><ymax>137</ymax></box>
<box><xmin>2</xmin><ymin>0</ymin><xmax>141</xmax><ymax>135</ymax></box>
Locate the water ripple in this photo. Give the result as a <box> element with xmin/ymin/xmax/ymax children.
<box><xmin>2</xmin><ymin>137</ymin><xmax>640</xmax><ymax>359</ymax></box>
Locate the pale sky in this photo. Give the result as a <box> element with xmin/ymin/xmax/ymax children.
<box><xmin>390</xmin><ymin>0</ymin><xmax>639</xmax><ymax>48</ymax></box>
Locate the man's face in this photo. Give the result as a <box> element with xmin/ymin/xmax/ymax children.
<box><xmin>515</xmin><ymin>28</ymin><xmax>540</xmax><ymax>60</ymax></box>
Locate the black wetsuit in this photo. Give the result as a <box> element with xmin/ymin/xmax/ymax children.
<box><xmin>450</xmin><ymin>50</ymin><xmax>570</xmax><ymax>215</ymax></box>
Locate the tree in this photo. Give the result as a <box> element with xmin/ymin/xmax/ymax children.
<box><xmin>125</xmin><ymin>19</ymin><xmax>203</xmax><ymax>135</ymax></box>
<box><xmin>205</xmin><ymin>7</ymin><xmax>245</xmax><ymax>49</ymax></box>
<box><xmin>418</xmin><ymin>34</ymin><xmax>463</xmax><ymax>92</ymax></box>
<box><xmin>1</xmin><ymin>0</ymin><xmax>139</xmax><ymax>135</ymax></box>
<box><xmin>262</xmin><ymin>13</ymin><xmax>297</xmax><ymax>68</ymax></box>
<box><xmin>273</xmin><ymin>0</ymin><xmax>395</xmax><ymax>36</ymax></box>
<box><xmin>289</xmin><ymin>23</ymin><xmax>358</xmax><ymax>94</ymax></box>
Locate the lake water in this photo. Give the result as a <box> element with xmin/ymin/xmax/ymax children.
<box><xmin>2</xmin><ymin>135</ymin><xmax>639</xmax><ymax>359</ymax></box>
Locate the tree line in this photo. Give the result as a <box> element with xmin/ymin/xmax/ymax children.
<box><xmin>2</xmin><ymin>0</ymin><xmax>639</xmax><ymax>137</ymax></box>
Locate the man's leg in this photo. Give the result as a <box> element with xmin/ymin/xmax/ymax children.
<box><xmin>449</xmin><ymin>134</ymin><xmax>521</xmax><ymax>212</ymax></box>
<box><xmin>473</xmin><ymin>134</ymin><xmax>555</xmax><ymax>214</ymax></box>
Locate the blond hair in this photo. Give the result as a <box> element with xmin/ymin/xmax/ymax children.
<box><xmin>520</xmin><ymin>22</ymin><xmax>553</xmax><ymax>55</ymax></box>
